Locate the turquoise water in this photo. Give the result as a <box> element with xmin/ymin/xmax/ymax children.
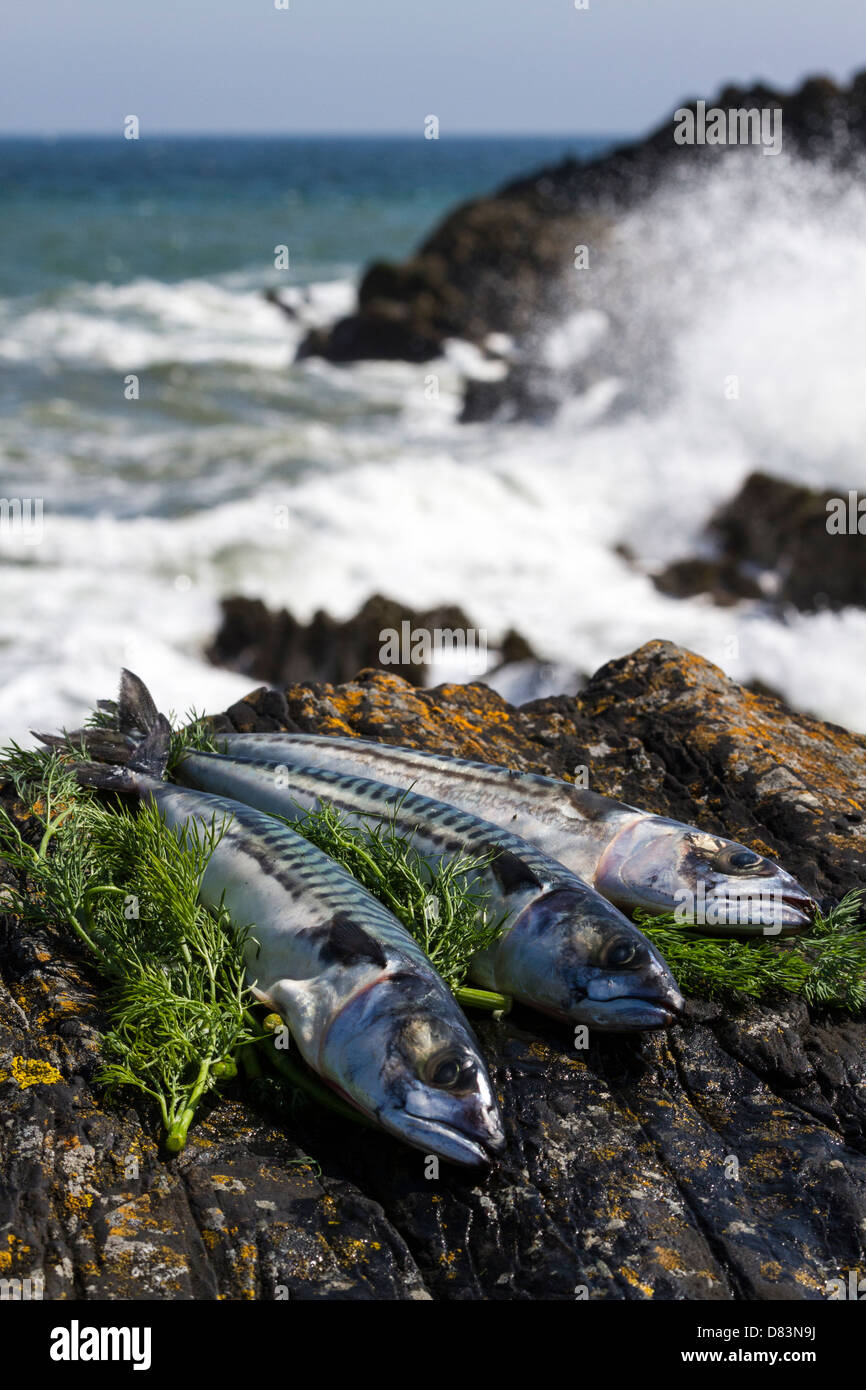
<box><xmin>0</xmin><ymin>136</ymin><xmax>612</xmax><ymax>294</ymax></box>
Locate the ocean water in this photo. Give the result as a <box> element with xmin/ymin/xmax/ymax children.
<box><xmin>1</xmin><ymin>135</ymin><xmax>865</xmax><ymax>742</ymax></box>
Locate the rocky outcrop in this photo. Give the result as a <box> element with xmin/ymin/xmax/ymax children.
<box><xmin>2</xmin><ymin>641</ymin><xmax>866</xmax><ymax>1300</ymax></box>
<box><xmin>653</xmin><ymin>473</ymin><xmax>865</xmax><ymax>612</ymax></box>
<box><xmin>298</xmin><ymin>73</ymin><xmax>866</xmax><ymax>369</ymax></box>
<box><xmin>207</xmin><ymin>592</ymin><xmax>538</xmax><ymax>690</ymax></box>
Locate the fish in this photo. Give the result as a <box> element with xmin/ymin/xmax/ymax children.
<box><xmin>167</xmin><ymin>748</ymin><xmax>684</xmax><ymax>1033</ymax></box>
<box><xmin>49</xmin><ymin>678</ymin><xmax>505</xmax><ymax>1168</ymax></box>
<box><xmin>212</xmin><ymin>732</ymin><xmax>817</xmax><ymax>936</ymax></box>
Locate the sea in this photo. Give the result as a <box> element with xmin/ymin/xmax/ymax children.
<box><xmin>1</xmin><ymin>134</ymin><xmax>865</xmax><ymax>743</ymax></box>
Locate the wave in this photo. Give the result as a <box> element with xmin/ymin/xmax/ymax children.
<box><xmin>0</xmin><ymin>274</ymin><xmax>356</xmax><ymax>370</ymax></box>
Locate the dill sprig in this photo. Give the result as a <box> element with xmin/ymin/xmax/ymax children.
<box><xmin>637</xmin><ymin>891</ymin><xmax>866</xmax><ymax>1011</ymax></box>
<box><xmin>166</xmin><ymin>708</ymin><xmax>219</xmax><ymax>774</ymax></box>
<box><xmin>280</xmin><ymin>800</ymin><xmax>507</xmax><ymax>1003</ymax></box>
<box><xmin>0</xmin><ymin>749</ymin><xmax>258</xmax><ymax>1150</ymax></box>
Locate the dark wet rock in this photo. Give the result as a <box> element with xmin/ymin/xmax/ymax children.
<box><xmin>298</xmin><ymin>71</ymin><xmax>866</xmax><ymax>374</ymax></box>
<box><xmin>2</xmin><ymin>641</ymin><xmax>866</xmax><ymax>1299</ymax></box>
<box><xmin>653</xmin><ymin>472</ymin><xmax>865</xmax><ymax>612</ymax></box>
<box><xmin>296</xmin><ymin>312</ymin><xmax>442</xmax><ymax>364</ymax></box>
<box><xmin>206</xmin><ymin>592</ymin><xmax>475</xmax><ymax>689</ymax></box>
<box><xmin>460</xmin><ymin>368</ymin><xmax>562</xmax><ymax>424</ymax></box>
<box><xmin>498</xmin><ymin>628</ymin><xmax>538</xmax><ymax>665</ymax></box>
<box><xmin>653</xmin><ymin>557</ymin><xmax>765</xmax><ymax>607</ymax></box>
<box><xmin>207</xmin><ymin>592</ymin><xmax>539</xmax><ymax>691</ymax></box>
<box><xmin>264</xmin><ymin>287</ymin><xmax>300</xmax><ymax>321</ymax></box>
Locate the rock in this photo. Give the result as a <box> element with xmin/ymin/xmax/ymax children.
<box><xmin>652</xmin><ymin>557</ymin><xmax>765</xmax><ymax>606</ymax></box>
<box><xmin>298</xmin><ymin>71</ymin><xmax>866</xmax><ymax>370</ymax></box>
<box><xmin>498</xmin><ymin>628</ymin><xmax>539</xmax><ymax>665</ymax></box>
<box><xmin>206</xmin><ymin>593</ymin><xmax>476</xmax><ymax>688</ymax></box>
<box><xmin>295</xmin><ymin>311</ymin><xmax>443</xmax><ymax>364</ymax></box>
<box><xmin>2</xmin><ymin>641</ymin><xmax>866</xmax><ymax>1300</ymax></box>
<box><xmin>460</xmin><ymin>368</ymin><xmax>562</xmax><ymax>424</ymax></box>
<box><xmin>206</xmin><ymin>592</ymin><xmax>539</xmax><ymax>690</ymax></box>
<box><xmin>653</xmin><ymin>472</ymin><xmax>865</xmax><ymax>612</ymax></box>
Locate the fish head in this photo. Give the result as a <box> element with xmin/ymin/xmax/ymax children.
<box><xmin>321</xmin><ymin>973</ymin><xmax>505</xmax><ymax>1166</ymax></box>
<box><xmin>491</xmin><ymin>886</ymin><xmax>684</xmax><ymax>1031</ymax></box>
<box><xmin>596</xmin><ymin>816</ymin><xmax>816</xmax><ymax>935</ymax></box>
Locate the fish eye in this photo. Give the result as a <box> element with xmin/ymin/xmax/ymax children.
<box><xmin>424</xmin><ymin>1050</ymin><xmax>473</xmax><ymax>1090</ymax></box>
<box><xmin>605</xmin><ymin>938</ymin><xmax>638</xmax><ymax>968</ymax></box>
<box><xmin>712</xmin><ymin>846</ymin><xmax>768</xmax><ymax>875</ymax></box>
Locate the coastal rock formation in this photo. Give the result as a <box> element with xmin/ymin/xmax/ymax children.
<box><xmin>298</xmin><ymin>73</ymin><xmax>866</xmax><ymax>371</ymax></box>
<box><xmin>2</xmin><ymin>641</ymin><xmax>866</xmax><ymax>1300</ymax></box>
<box><xmin>653</xmin><ymin>472</ymin><xmax>865</xmax><ymax>612</ymax></box>
<box><xmin>207</xmin><ymin>592</ymin><xmax>537</xmax><ymax>690</ymax></box>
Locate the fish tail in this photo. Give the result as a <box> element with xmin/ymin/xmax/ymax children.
<box><xmin>116</xmin><ymin>668</ymin><xmax>160</xmax><ymax>739</ymax></box>
<box><xmin>34</xmin><ymin>670</ymin><xmax>171</xmax><ymax>794</ymax></box>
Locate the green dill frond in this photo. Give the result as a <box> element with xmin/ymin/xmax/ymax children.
<box><xmin>636</xmin><ymin>890</ymin><xmax>866</xmax><ymax>1011</ymax></box>
<box><xmin>0</xmin><ymin>739</ymin><xmax>59</xmax><ymax>790</ymax></box>
<box><xmin>281</xmin><ymin>800</ymin><xmax>503</xmax><ymax>994</ymax></box>
<box><xmin>166</xmin><ymin>708</ymin><xmax>219</xmax><ymax>775</ymax></box>
<box><xmin>84</xmin><ymin>705</ymin><xmax>118</xmax><ymax>730</ymax></box>
<box><xmin>0</xmin><ymin>751</ymin><xmax>257</xmax><ymax>1150</ymax></box>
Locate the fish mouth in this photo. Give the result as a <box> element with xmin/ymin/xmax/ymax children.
<box><xmin>777</xmin><ymin>892</ymin><xmax>819</xmax><ymax>931</ymax></box>
<box><xmin>538</xmin><ymin>988</ymin><xmax>683</xmax><ymax>1031</ymax></box>
<box><xmin>700</xmin><ymin>888</ymin><xmax>817</xmax><ymax>936</ymax></box>
<box><xmin>400</xmin><ymin>1110</ymin><xmax>505</xmax><ymax>1167</ymax></box>
<box><xmin>575</xmin><ymin>995</ymin><xmax>682</xmax><ymax>1031</ymax></box>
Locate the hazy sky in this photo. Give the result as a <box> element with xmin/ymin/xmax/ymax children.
<box><xmin>2</xmin><ymin>0</ymin><xmax>863</xmax><ymax>136</ymax></box>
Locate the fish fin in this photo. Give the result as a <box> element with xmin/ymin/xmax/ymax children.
<box><xmin>117</xmin><ymin>669</ymin><xmax>159</xmax><ymax>738</ymax></box>
<box><xmin>65</xmin><ymin>760</ymin><xmax>141</xmax><ymax>795</ymax></box>
<box><xmin>250</xmin><ymin>983</ymin><xmax>279</xmax><ymax>1010</ymax></box>
<box><xmin>35</xmin><ymin>697</ymin><xmax>171</xmax><ymax>795</ymax></box>
<box><xmin>32</xmin><ymin>731</ymin><xmax>66</xmax><ymax>748</ymax></box>
<box><xmin>34</xmin><ymin>727</ymin><xmax>135</xmax><ymax>763</ymax></box>
<box><xmin>491</xmin><ymin>848</ymin><xmax>544</xmax><ymax>893</ymax></box>
<box><xmin>126</xmin><ymin>714</ymin><xmax>171</xmax><ymax>780</ymax></box>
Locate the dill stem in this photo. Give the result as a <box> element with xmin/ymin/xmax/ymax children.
<box><xmin>37</xmin><ymin>804</ymin><xmax>75</xmax><ymax>860</ymax></box>
<box><xmin>166</xmin><ymin>1058</ymin><xmax>212</xmax><ymax>1152</ymax></box>
<box><xmin>455</xmin><ymin>986</ymin><xmax>512</xmax><ymax>1014</ymax></box>
<box><xmin>67</xmin><ymin>893</ymin><xmax>113</xmax><ymax>968</ymax></box>
<box><xmin>238</xmin><ymin>1044</ymin><xmax>263</xmax><ymax>1080</ymax></box>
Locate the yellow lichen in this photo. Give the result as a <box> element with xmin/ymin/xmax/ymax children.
<box><xmin>0</xmin><ymin>1056</ymin><xmax>63</xmax><ymax>1088</ymax></box>
<box><xmin>619</xmin><ymin>1265</ymin><xmax>654</xmax><ymax>1296</ymax></box>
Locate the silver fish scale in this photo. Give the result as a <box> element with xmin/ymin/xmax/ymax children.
<box><xmin>179</xmin><ymin>752</ymin><xmax>594</xmax><ymax>903</ymax></box>
<box><xmin>150</xmin><ymin>779</ymin><xmax>435</xmax><ymax>973</ymax></box>
<box><xmin>217</xmin><ymin>731</ymin><xmax>634</xmax><ymax>881</ymax></box>
<box><xmin>225</xmin><ymin>734</ymin><xmax>567</xmax><ymax>799</ymax></box>
<box><xmin>220</xmin><ymin>732</ymin><xmax>631</xmax><ymax>827</ymax></box>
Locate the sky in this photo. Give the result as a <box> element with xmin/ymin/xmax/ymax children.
<box><xmin>1</xmin><ymin>0</ymin><xmax>864</xmax><ymax>136</ymax></box>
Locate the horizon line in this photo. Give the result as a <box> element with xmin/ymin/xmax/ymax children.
<box><xmin>0</xmin><ymin>128</ymin><xmax>636</xmax><ymax>141</ymax></box>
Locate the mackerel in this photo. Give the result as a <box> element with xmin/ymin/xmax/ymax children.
<box><xmin>215</xmin><ymin>732</ymin><xmax>816</xmax><ymax>936</ymax></box>
<box><xmin>172</xmin><ymin>747</ymin><xmax>684</xmax><ymax>1031</ymax></box>
<box><xmin>52</xmin><ymin>678</ymin><xmax>505</xmax><ymax>1167</ymax></box>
